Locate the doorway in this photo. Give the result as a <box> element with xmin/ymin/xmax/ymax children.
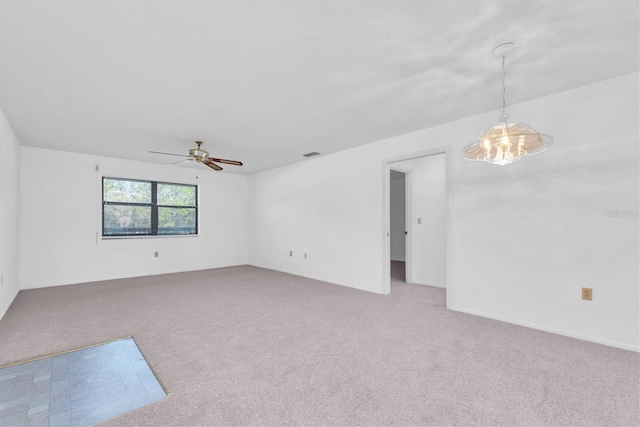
<box><xmin>389</xmin><ymin>169</ymin><xmax>408</xmax><ymax>283</ymax></box>
<box><xmin>384</xmin><ymin>150</ymin><xmax>449</xmax><ymax>299</ymax></box>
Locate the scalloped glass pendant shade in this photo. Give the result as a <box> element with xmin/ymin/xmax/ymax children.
<box><xmin>465</xmin><ymin>42</ymin><xmax>552</xmax><ymax>165</ymax></box>
<box><xmin>463</xmin><ymin>121</ymin><xmax>552</xmax><ymax>166</ymax></box>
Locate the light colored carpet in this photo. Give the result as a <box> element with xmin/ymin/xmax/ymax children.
<box><xmin>0</xmin><ymin>265</ymin><xmax>637</xmax><ymax>426</ymax></box>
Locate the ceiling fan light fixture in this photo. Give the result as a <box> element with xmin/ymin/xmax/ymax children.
<box><xmin>464</xmin><ymin>42</ymin><xmax>552</xmax><ymax>165</ymax></box>
<box><xmin>189</xmin><ymin>141</ymin><xmax>209</xmax><ymax>159</ymax></box>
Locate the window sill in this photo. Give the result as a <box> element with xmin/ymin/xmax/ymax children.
<box><xmin>102</xmin><ymin>234</ymin><xmax>200</xmax><ymax>240</ymax></box>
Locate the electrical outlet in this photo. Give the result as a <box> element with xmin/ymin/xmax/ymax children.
<box><xmin>154</xmin><ymin>251</ymin><xmax>159</xmax><ymax>258</ymax></box>
<box><xmin>304</xmin><ymin>253</ymin><xmax>307</xmax><ymax>259</ymax></box>
<box><xmin>582</xmin><ymin>287</ymin><xmax>593</xmax><ymax>301</ymax></box>
<box><xmin>289</xmin><ymin>250</ymin><xmax>293</xmax><ymax>257</ymax></box>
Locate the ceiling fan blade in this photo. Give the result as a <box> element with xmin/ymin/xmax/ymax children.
<box><xmin>203</xmin><ymin>160</ymin><xmax>223</xmax><ymax>171</ymax></box>
<box><xmin>170</xmin><ymin>159</ymin><xmax>194</xmax><ymax>165</ymax></box>
<box><xmin>208</xmin><ymin>158</ymin><xmax>243</xmax><ymax>166</ymax></box>
<box><xmin>149</xmin><ymin>150</ymin><xmax>191</xmax><ymax>158</ymax></box>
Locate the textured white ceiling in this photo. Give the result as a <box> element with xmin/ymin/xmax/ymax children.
<box><xmin>1</xmin><ymin>1</ymin><xmax>638</xmax><ymax>174</ymax></box>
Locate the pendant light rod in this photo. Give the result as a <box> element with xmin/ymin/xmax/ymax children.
<box><xmin>501</xmin><ymin>53</ymin><xmax>507</xmax><ymax>116</ymax></box>
<box><xmin>492</xmin><ymin>41</ymin><xmax>514</xmax><ymax>120</ymax></box>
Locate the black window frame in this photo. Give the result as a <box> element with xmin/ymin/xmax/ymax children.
<box><xmin>102</xmin><ymin>177</ymin><xmax>198</xmax><ymax>237</ymax></box>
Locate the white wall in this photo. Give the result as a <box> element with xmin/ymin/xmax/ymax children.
<box><xmin>20</xmin><ymin>147</ymin><xmax>248</xmax><ymax>289</ymax></box>
<box><xmin>0</xmin><ymin>108</ymin><xmax>21</xmax><ymax>320</ymax></box>
<box><xmin>248</xmin><ymin>153</ymin><xmax>386</xmax><ymax>291</ymax></box>
<box><xmin>249</xmin><ymin>73</ymin><xmax>639</xmax><ymax>351</ymax></box>
<box><xmin>394</xmin><ymin>154</ymin><xmax>446</xmax><ymax>287</ymax></box>
<box><xmin>389</xmin><ymin>170</ymin><xmax>405</xmax><ymax>261</ymax></box>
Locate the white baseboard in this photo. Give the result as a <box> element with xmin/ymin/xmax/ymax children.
<box><xmin>449</xmin><ymin>305</ymin><xmax>639</xmax><ymax>353</ymax></box>
<box><xmin>411</xmin><ymin>281</ymin><xmax>445</xmax><ymax>289</ymax></box>
<box><xmin>252</xmin><ymin>263</ymin><xmax>386</xmax><ymax>295</ymax></box>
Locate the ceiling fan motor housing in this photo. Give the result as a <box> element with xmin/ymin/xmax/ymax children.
<box><xmin>189</xmin><ymin>147</ymin><xmax>209</xmax><ymax>159</ymax></box>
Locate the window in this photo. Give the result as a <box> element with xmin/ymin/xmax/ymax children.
<box><xmin>103</xmin><ymin>177</ymin><xmax>197</xmax><ymax>237</ymax></box>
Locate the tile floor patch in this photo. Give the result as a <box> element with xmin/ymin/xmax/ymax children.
<box><xmin>0</xmin><ymin>338</ymin><xmax>166</xmax><ymax>426</ymax></box>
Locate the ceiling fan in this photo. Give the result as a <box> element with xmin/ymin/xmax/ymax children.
<box><xmin>149</xmin><ymin>141</ymin><xmax>243</xmax><ymax>171</ymax></box>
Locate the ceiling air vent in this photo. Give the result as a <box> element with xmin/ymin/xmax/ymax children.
<box><xmin>303</xmin><ymin>152</ymin><xmax>320</xmax><ymax>158</ymax></box>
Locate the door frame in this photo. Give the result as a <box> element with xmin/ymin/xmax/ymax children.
<box><xmin>382</xmin><ymin>147</ymin><xmax>453</xmax><ymax>309</ymax></box>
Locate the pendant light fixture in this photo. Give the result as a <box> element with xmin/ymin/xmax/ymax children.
<box><xmin>464</xmin><ymin>42</ymin><xmax>552</xmax><ymax>165</ymax></box>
